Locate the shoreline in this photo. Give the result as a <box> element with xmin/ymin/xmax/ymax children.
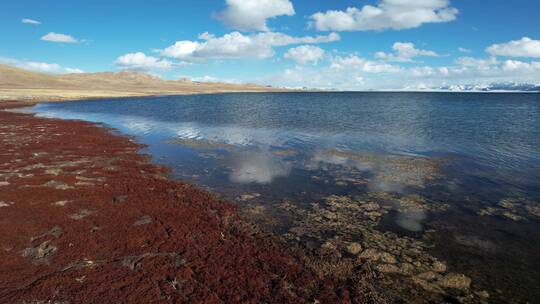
<box><xmin>3</xmin><ymin>95</ymin><xmax>519</xmax><ymax>303</ymax></box>
<box><xmin>0</xmin><ymin>101</ymin><xmax>383</xmax><ymax>303</ymax></box>
<box><xmin>2</xmin><ymin>89</ymin><xmax>536</xmax><ymax>108</ymax></box>
<box><xmin>0</xmin><ymin>89</ymin><xmax>294</xmax><ymax>104</ymax></box>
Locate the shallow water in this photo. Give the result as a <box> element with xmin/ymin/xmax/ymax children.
<box><xmin>25</xmin><ymin>92</ymin><xmax>540</xmax><ymax>302</ymax></box>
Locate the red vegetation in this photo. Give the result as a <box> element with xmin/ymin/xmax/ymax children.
<box><xmin>0</xmin><ymin>102</ymin><xmax>354</xmax><ymax>303</ymax></box>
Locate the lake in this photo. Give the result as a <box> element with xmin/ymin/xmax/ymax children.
<box><xmin>25</xmin><ymin>92</ymin><xmax>540</xmax><ymax>302</ymax></box>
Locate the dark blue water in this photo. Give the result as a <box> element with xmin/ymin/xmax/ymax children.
<box><xmin>24</xmin><ymin>92</ymin><xmax>540</xmax><ymax>302</ymax></box>
<box><xmin>27</xmin><ymin>92</ymin><xmax>540</xmax><ymax>194</ymax></box>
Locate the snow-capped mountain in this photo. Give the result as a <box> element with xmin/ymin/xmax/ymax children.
<box><xmin>438</xmin><ymin>82</ymin><xmax>540</xmax><ymax>92</ymax></box>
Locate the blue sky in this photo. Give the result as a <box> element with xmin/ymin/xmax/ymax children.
<box><xmin>1</xmin><ymin>0</ymin><xmax>540</xmax><ymax>90</ymax></box>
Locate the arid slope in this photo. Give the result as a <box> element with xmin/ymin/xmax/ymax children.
<box><xmin>0</xmin><ymin>64</ymin><xmax>288</xmax><ymax>102</ymax></box>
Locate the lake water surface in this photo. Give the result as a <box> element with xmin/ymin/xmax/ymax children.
<box><xmin>26</xmin><ymin>92</ymin><xmax>540</xmax><ymax>302</ymax></box>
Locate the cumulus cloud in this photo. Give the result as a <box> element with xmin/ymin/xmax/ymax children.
<box><xmin>260</xmin><ymin>52</ymin><xmax>540</xmax><ymax>91</ymax></box>
<box><xmin>501</xmin><ymin>59</ymin><xmax>540</xmax><ymax>72</ymax></box>
<box><xmin>259</xmin><ymin>54</ymin><xmax>401</xmax><ymax>90</ymax></box>
<box><xmin>0</xmin><ymin>57</ymin><xmax>83</xmax><ymax>74</ymax></box>
<box><xmin>114</xmin><ymin>52</ymin><xmax>173</xmax><ymax>71</ymax></box>
<box><xmin>284</xmin><ymin>45</ymin><xmax>325</xmax><ymax>65</ymax></box>
<box><xmin>41</xmin><ymin>32</ymin><xmax>79</xmax><ymax>43</ymax></box>
<box><xmin>21</xmin><ymin>18</ymin><xmax>41</xmax><ymax>25</ymax></box>
<box><xmin>330</xmin><ymin>54</ymin><xmax>400</xmax><ymax>73</ymax></box>
<box><xmin>159</xmin><ymin>31</ymin><xmax>339</xmax><ymax>62</ymax></box>
<box><xmin>218</xmin><ymin>0</ymin><xmax>295</xmax><ymax>31</ymax></box>
<box><xmin>458</xmin><ymin>47</ymin><xmax>471</xmax><ymax>53</ymax></box>
<box><xmin>309</xmin><ymin>0</ymin><xmax>458</xmax><ymax>31</ymax></box>
<box><xmin>454</xmin><ymin>56</ymin><xmax>498</xmax><ymax>69</ymax></box>
<box><xmin>375</xmin><ymin>42</ymin><xmax>438</xmax><ymax>62</ymax></box>
<box><xmin>189</xmin><ymin>75</ymin><xmax>240</xmax><ymax>84</ymax></box>
<box><xmin>486</xmin><ymin>37</ymin><xmax>540</xmax><ymax>58</ymax></box>
<box><xmin>392</xmin><ymin>56</ymin><xmax>540</xmax><ymax>86</ymax></box>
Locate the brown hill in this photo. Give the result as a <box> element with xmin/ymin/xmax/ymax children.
<box><xmin>0</xmin><ymin>64</ymin><xmax>287</xmax><ymax>102</ymax></box>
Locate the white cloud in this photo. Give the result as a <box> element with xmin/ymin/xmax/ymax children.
<box><xmin>458</xmin><ymin>47</ymin><xmax>471</xmax><ymax>53</ymax></box>
<box><xmin>501</xmin><ymin>59</ymin><xmax>540</xmax><ymax>72</ymax></box>
<box><xmin>258</xmin><ymin>54</ymin><xmax>402</xmax><ymax>90</ymax></box>
<box><xmin>64</xmin><ymin>67</ymin><xmax>85</xmax><ymax>73</ymax></box>
<box><xmin>259</xmin><ymin>32</ymin><xmax>341</xmax><ymax>46</ymax></box>
<box><xmin>0</xmin><ymin>57</ymin><xmax>83</xmax><ymax>74</ymax></box>
<box><xmin>21</xmin><ymin>18</ymin><xmax>41</xmax><ymax>25</ymax></box>
<box><xmin>309</xmin><ymin>0</ymin><xmax>458</xmax><ymax>31</ymax></box>
<box><xmin>375</xmin><ymin>42</ymin><xmax>438</xmax><ymax>62</ymax></box>
<box><xmin>174</xmin><ymin>74</ymin><xmax>241</xmax><ymax>84</ymax></box>
<box><xmin>159</xmin><ymin>31</ymin><xmax>339</xmax><ymax>62</ymax></box>
<box><xmin>41</xmin><ymin>32</ymin><xmax>79</xmax><ymax>43</ymax></box>
<box><xmin>486</xmin><ymin>37</ymin><xmax>540</xmax><ymax>58</ymax></box>
<box><xmin>219</xmin><ymin>0</ymin><xmax>295</xmax><ymax>31</ymax></box>
<box><xmin>114</xmin><ymin>52</ymin><xmax>173</xmax><ymax>71</ymax></box>
<box><xmin>160</xmin><ymin>41</ymin><xmax>201</xmax><ymax>59</ymax></box>
<box><xmin>198</xmin><ymin>32</ymin><xmax>215</xmax><ymax>40</ymax></box>
<box><xmin>454</xmin><ymin>56</ymin><xmax>498</xmax><ymax>69</ymax></box>
<box><xmin>284</xmin><ymin>45</ymin><xmax>325</xmax><ymax>65</ymax></box>
<box><xmin>191</xmin><ymin>75</ymin><xmax>218</xmax><ymax>82</ymax></box>
<box><xmin>260</xmin><ymin>52</ymin><xmax>540</xmax><ymax>91</ymax></box>
<box><xmin>161</xmin><ymin>33</ymin><xmax>270</xmax><ymax>61</ymax></box>
<box><xmin>330</xmin><ymin>54</ymin><xmax>400</xmax><ymax>73</ymax></box>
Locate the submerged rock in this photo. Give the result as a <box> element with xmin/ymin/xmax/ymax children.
<box><xmin>432</xmin><ymin>260</ymin><xmax>447</xmax><ymax>273</ymax></box>
<box><xmin>380</xmin><ymin>252</ymin><xmax>397</xmax><ymax>264</ymax></box>
<box><xmin>345</xmin><ymin>242</ymin><xmax>362</xmax><ymax>255</ymax></box>
<box><xmin>416</xmin><ymin>271</ymin><xmax>440</xmax><ymax>281</ymax></box>
<box><xmin>399</xmin><ymin>263</ymin><xmax>415</xmax><ymax>275</ymax></box>
<box><xmin>239</xmin><ymin>193</ymin><xmax>261</xmax><ymax>201</ymax></box>
<box><xmin>321</xmin><ymin>241</ymin><xmax>338</xmax><ymax>251</ymax></box>
<box><xmin>323</xmin><ymin>149</ymin><xmax>446</xmax><ymax>189</ymax></box>
<box><xmin>360</xmin><ymin>202</ymin><xmax>380</xmax><ymax>211</ymax></box>
<box><xmin>275</xmin><ymin>193</ymin><xmax>485</xmax><ymax>303</ymax></box>
<box><xmin>411</xmin><ymin>276</ymin><xmax>445</xmax><ymax>294</ymax></box>
<box><xmin>377</xmin><ymin>264</ymin><xmax>401</xmax><ymax>273</ymax></box>
<box><xmin>438</xmin><ymin>273</ymin><xmax>472</xmax><ymax>290</ymax></box>
<box><xmin>359</xmin><ymin>248</ymin><xmax>381</xmax><ymax>261</ymax></box>
<box><xmin>478</xmin><ymin>197</ymin><xmax>540</xmax><ymax>221</ymax></box>
<box><xmin>502</xmin><ymin>211</ymin><xmax>525</xmax><ymax>221</ymax></box>
<box><xmin>474</xmin><ymin>290</ymin><xmax>490</xmax><ymax>299</ymax></box>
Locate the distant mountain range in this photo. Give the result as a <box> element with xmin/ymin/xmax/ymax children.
<box><xmin>319</xmin><ymin>82</ymin><xmax>540</xmax><ymax>93</ymax></box>
<box><xmin>437</xmin><ymin>82</ymin><xmax>540</xmax><ymax>92</ymax></box>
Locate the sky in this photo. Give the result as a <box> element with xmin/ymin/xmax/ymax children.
<box><xmin>1</xmin><ymin>0</ymin><xmax>540</xmax><ymax>90</ymax></box>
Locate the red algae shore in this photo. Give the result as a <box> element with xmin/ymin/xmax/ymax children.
<box><xmin>0</xmin><ymin>102</ymin><xmax>384</xmax><ymax>303</ymax></box>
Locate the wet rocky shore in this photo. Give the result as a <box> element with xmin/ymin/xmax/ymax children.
<box><xmin>0</xmin><ymin>102</ymin><xmax>375</xmax><ymax>303</ymax></box>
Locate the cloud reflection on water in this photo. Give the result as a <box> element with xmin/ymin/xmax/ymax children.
<box><xmin>94</xmin><ymin>114</ymin><xmax>295</xmax><ymax>184</ymax></box>
<box><xmin>309</xmin><ymin>149</ymin><xmax>441</xmax><ymax>193</ymax></box>
<box><xmin>228</xmin><ymin>150</ymin><xmax>291</xmax><ymax>184</ymax></box>
<box><xmin>396</xmin><ymin>209</ymin><xmax>426</xmax><ymax>232</ymax></box>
